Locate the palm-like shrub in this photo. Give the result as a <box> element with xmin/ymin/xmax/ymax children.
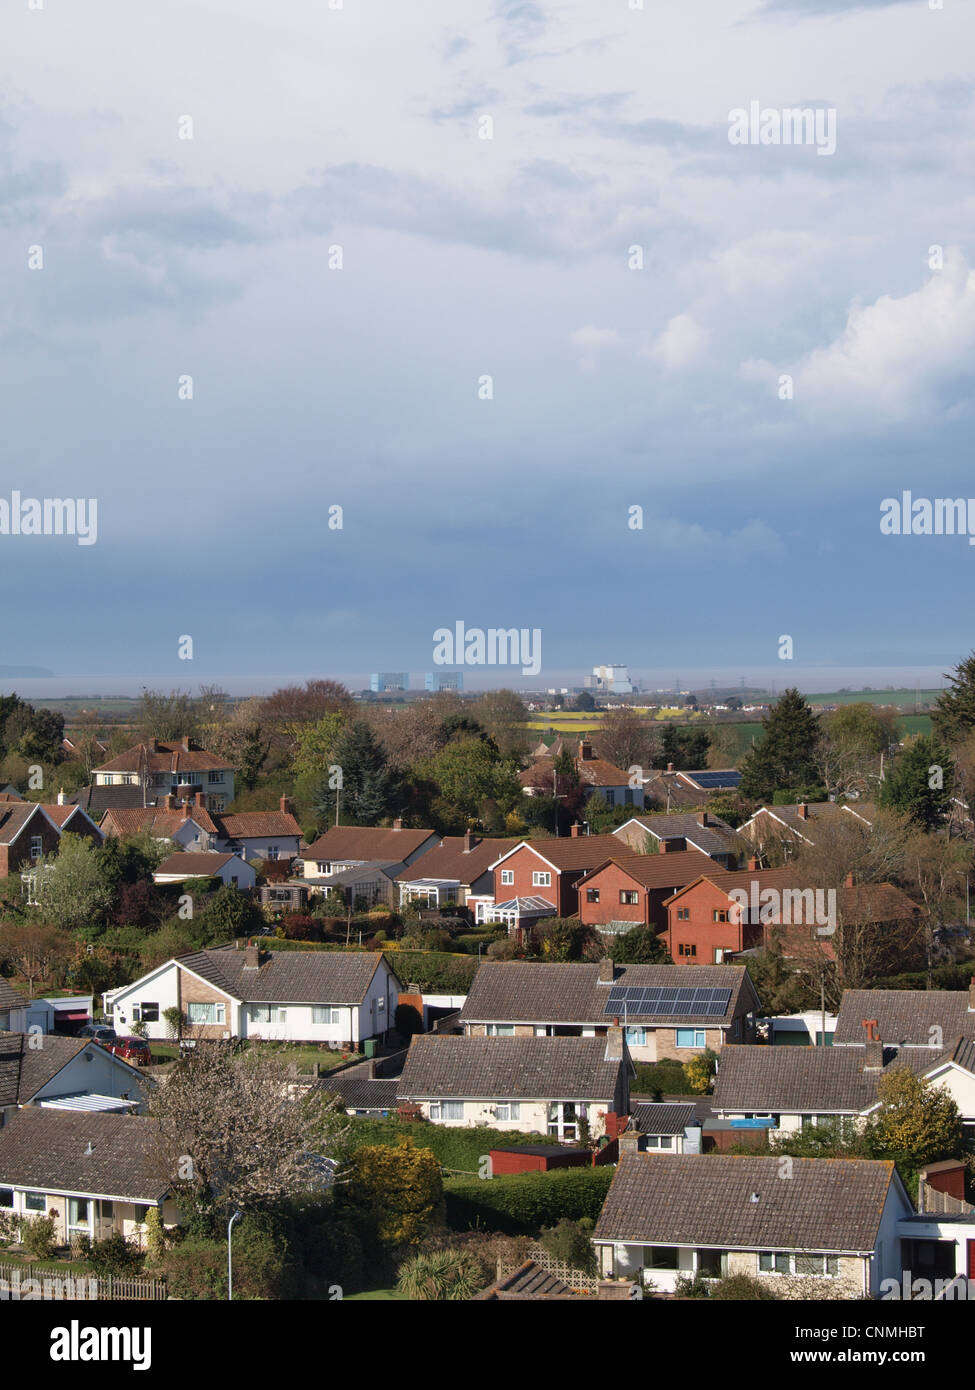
<box><xmin>395</xmin><ymin>1248</ymin><xmax>485</xmax><ymax>1301</ymax></box>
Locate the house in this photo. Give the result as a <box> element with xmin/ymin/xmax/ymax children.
<box><xmin>740</xmin><ymin>801</ymin><xmax>876</xmax><ymax>854</ymax></box>
<box><xmin>321</xmin><ymin>1072</ymin><xmax>400</xmax><ymax>1117</ymax></box>
<box><xmin>212</xmin><ymin>798</ymin><xmax>303</xmax><ymax>863</ymax></box>
<box><xmin>0</xmin><ymin>982</ymin><xmax>30</xmax><ymax>1034</ymax></box>
<box><xmin>626</xmin><ymin>1101</ymin><xmax>706</xmax><ymax>1153</ymax></box>
<box><xmin>103</xmin><ymin>945</ymin><xmax>402</xmax><ymax>1048</ymax></box>
<box><xmin>714</xmin><ymin>1037</ymin><xmax>975</xmax><ymax>1135</ymax></box>
<box><xmin>833</xmin><ymin>982</ymin><xmax>975</xmax><ymax>1051</ymax></box>
<box><xmin>0</xmin><ymin>1109</ymin><xmax>181</xmax><ymax>1249</ymax></box>
<box><xmin>152</xmin><ymin>851</ymin><xmax>257</xmax><ymax>890</ymax></box>
<box><xmin>76</xmin><ymin>736</ymin><xmax>235</xmax><ymax>815</ymax></box>
<box><xmin>575</xmin><ymin>849</ymin><xmax>725</xmax><ymax>937</ymax></box>
<box><xmin>0</xmin><ymin>1030</ymin><xmax>148</xmax><ymax>1125</ymax></box>
<box><xmin>612</xmin><ymin>810</ymin><xmax>738</xmax><ymax>866</ymax></box>
<box><xmin>484</xmin><ymin>832</ymin><xmax>641</xmax><ymax>932</ymax></box>
<box><xmin>312</xmin><ymin>861</ymin><xmax>403</xmax><ymax>910</ymax></box>
<box><xmin>458</xmin><ymin>959</ymin><xmax>761</xmax><ymax>1063</ymax></box>
<box><xmin>639</xmin><ymin>765</ymin><xmax>721</xmax><ymax>812</ymax></box>
<box><xmin>592</xmin><ymin>1150</ymin><xmax>913</xmax><ymax>1296</ymax></box>
<box><xmin>395</xmin><ymin>832</ymin><xmax>519</xmax><ymax>914</ymax></box>
<box><xmin>103</xmin><ymin>794</ymin><xmax>304</xmax><ymax>865</ymax></box>
<box><xmin>520</xmin><ymin>740</ymin><xmax>645</xmax><ymax>811</ymax></box>
<box><xmin>300</xmin><ymin>821</ymin><xmax>440</xmax><ymax>882</ymax></box>
<box><xmin>396</xmin><ymin>1028</ymin><xmax>633</xmax><ymax>1138</ymax></box>
<box><xmin>38</xmin><ymin>799</ymin><xmax>104</xmax><ymax>843</ymax></box>
<box><xmin>672</xmin><ymin>769</ymin><xmax>742</xmax><ymax>794</ymax></box>
<box><xmin>662</xmin><ymin>867</ymin><xmax>919</xmax><ymax>965</ymax></box>
<box><xmin>0</xmin><ymin>804</ymin><xmax>66</xmax><ymax>877</ymax></box>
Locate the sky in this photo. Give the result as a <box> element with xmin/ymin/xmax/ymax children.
<box><xmin>2</xmin><ymin>0</ymin><xmax>974</xmax><ymax>694</ymax></box>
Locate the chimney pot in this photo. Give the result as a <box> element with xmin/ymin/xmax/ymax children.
<box><xmin>968</xmin><ymin>976</ymin><xmax>975</xmax><ymax>1012</ymax></box>
<box><xmin>861</xmin><ymin>1018</ymin><xmax>880</xmax><ymax>1042</ymax></box>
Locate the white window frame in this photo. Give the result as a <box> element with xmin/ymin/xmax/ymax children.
<box><xmin>532</xmin><ymin>871</ymin><xmax>552</xmax><ymax>887</ymax></box>
<box><xmin>675</xmin><ymin>1028</ymin><xmax>706</xmax><ymax>1049</ymax></box>
<box><xmin>430</xmin><ymin>1100</ymin><xmax>464</xmax><ymax>1121</ymax></box>
<box><xmin>493</xmin><ymin>1102</ymin><xmax>521</xmax><ymax>1121</ymax></box>
<box><xmin>186</xmin><ymin>1001</ymin><xmax>226</xmax><ymax>1025</ymax></box>
<box><xmin>251</xmin><ymin>1005</ymin><xmax>287</xmax><ymax>1025</ymax></box>
<box><xmin>486</xmin><ymin>1024</ymin><xmax>515</xmax><ymax>1037</ymax></box>
<box><xmin>29</xmin><ymin>836</ymin><xmax>43</xmax><ymax>860</ymax></box>
<box><xmin>312</xmin><ymin>1006</ymin><xmax>341</xmax><ymax>1025</ymax></box>
<box><xmin>500</xmin><ymin>869</ymin><xmax>514</xmax><ymax>886</ymax></box>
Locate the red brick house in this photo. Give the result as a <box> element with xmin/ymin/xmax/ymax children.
<box><xmin>521</xmin><ymin>741</ymin><xmax>645</xmax><ymax>811</ymax></box>
<box><xmin>0</xmin><ymin>803</ymin><xmax>96</xmax><ymax>878</ymax></box>
<box><xmin>575</xmin><ymin>849</ymin><xmax>724</xmax><ymax>937</ymax></box>
<box><xmin>664</xmin><ymin>866</ymin><xmax>920</xmax><ymax>965</ymax></box>
<box><xmin>484</xmin><ymin>833</ymin><xmax>640</xmax><ymax>932</ymax></box>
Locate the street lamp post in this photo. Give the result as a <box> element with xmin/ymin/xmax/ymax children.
<box><xmin>227</xmin><ymin>1209</ymin><xmax>242</xmax><ymax>1301</ymax></box>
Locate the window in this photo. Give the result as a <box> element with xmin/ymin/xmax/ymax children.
<box><xmin>186</xmin><ymin>1002</ymin><xmax>226</xmax><ymax>1025</ymax></box>
<box><xmin>430</xmin><ymin>1100</ymin><xmax>464</xmax><ymax>1121</ymax></box>
<box><xmin>676</xmin><ymin>1028</ymin><xmax>706</xmax><ymax>1048</ymax></box>
<box><xmin>760</xmin><ymin>1252</ymin><xmax>837</xmax><ymax>1277</ymax></box>
<box><xmin>208</xmin><ymin>771</ymin><xmax>223</xmax><ymax>784</ymax></box>
<box><xmin>101</xmin><ymin>1200</ymin><xmax>114</xmax><ymax>1218</ymax></box>
<box><xmin>122</xmin><ymin>775</ymin><xmax>135</xmax><ymax>785</ymax></box>
<box><xmin>625</xmin><ymin>1026</ymin><xmax>646</xmax><ymax>1046</ymax></box>
<box><xmin>644</xmin><ymin>1247</ymin><xmax>679</xmax><ymax>1270</ymax></box>
<box><xmin>312</xmin><ymin>1006</ymin><xmax>341</xmax><ymax>1025</ymax></box>
<box><xmin>586</xmin><ymin>888</ymin><xmax>600</xmax><ymax>903</ymax></box>
<box><xmin>645</xmin><ymin>1135</ymin><xmax>674</xmax><ymax>1150</ymax></box>
<box><xmin>532</xmin><ymin>871</ymin><xmax>552</xmax><ymax>887</ymax></box>
<box><xmin>697</xmin><ymin>1249</ymin><xmax>725</xmax><ymax>1277</ymax></box>
<box><xmin>133</xmin><ymin>1205</ymin><xmax>150</xmax><ymax>1225</ymax></box>
<box><xmin>712</xmin><ymin>909</ymin><xmax>728</xmax><ymax>923</ymax></box>
<box><xmin>25</xmin><ymin>1192</ymin><xmax>46</xmax><ymax>1212</ymax></box>
<box><xmin>266</xmin><ymin>845</ymin><xmax>279</xmax><ymax>859</ymax></box>
<box><xmin>30</xmin><ymin>836</ymin><xmax>43</xmax><ymax>860</ymax></box>
<box><xmin>177</xmin><ymin>772</ymin><xmax>196</xmax><ymax>784</ymax></box>
<box><xmin>604</xmin><ymin>790</ymin><xmax>615</xmax><ymax>806</ymax></box>
<box><xmin>139</xmin><ymin>1002</ymin><xmax>160</xmax><ymax>1024</ymax></box>
<box><xmin>678</xmin><ymin>943</ymin><xmax>697</xmax><ymax>958</ymax></box>
<box><xmin>103</xmin><ymin>775</ymin><xmax>114</xmax><ymax>785</ymax></box>
<box><xmin>486</xmin><ymin>1024</ymin><xmax>515</xmax><ymax>1036</ymax></box>
<box><xmin>0</xmin><ymin>1189</ymin><xmax>13</xmax><ymax>1209</ymax></box>
<box><xmin>500</xmin><ymin>869</ymin><xmax>514</xmax><ymax>886</ymax></box>
<box><xmin>494</xmin><ymin>1102</ymin><xmax>521</xmax><ymax>1121</ymax></box>
<box><xmin>619</xmin><ymin>890</ymin><xmax>639</xmax><ymax>905</ymax></box>
<box><xmin>0</xmin><ymin>1012</ymin><xmax>8</xmax><ymax>1031</ymax></box>
<box><xmin>676</xmin><ymin>908</ymin><xmax>690</xmax><ymax>921</ymax></box>
<box><xmin>251</xmin><ymin>1005</ymin><xmax>287</xmax><ymax>1024</ymax></box>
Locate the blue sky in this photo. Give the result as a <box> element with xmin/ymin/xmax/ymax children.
<box><xmin>2</xmin><ymin>0</ymin><xmax>974</xmax><ymax>693</ymax></box>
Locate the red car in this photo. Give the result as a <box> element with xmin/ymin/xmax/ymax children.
<box><xmin>107</xmin><ymin>1036</ymin><xmax>152</xmax><ymax>1067</ymax></box>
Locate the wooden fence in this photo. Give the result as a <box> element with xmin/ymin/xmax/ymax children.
<box><xmin>0</xmin><ymin>1259</ymin><xmax>167</xmax><ymax>1300</ymax></box>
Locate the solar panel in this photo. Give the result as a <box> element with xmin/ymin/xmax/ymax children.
<box><xmin>687</xmin><ymin>770</ymin><xmax>742</xmax><ymax>788</ymax></box>
<box><xmin>606</xmin><ymin>986</ymin><xmax>733</xmax><ymax>1017</ymax></box>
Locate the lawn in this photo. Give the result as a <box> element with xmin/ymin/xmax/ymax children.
<box><xmin>149</xmin><ymin>1040</ymin><xmax>353</xmax><ymax>1071</ymax></box>
<box><xmin>343</xmin><ymin>1287</ymin><xmax>407</xmax><ymax>1301</ymax></box>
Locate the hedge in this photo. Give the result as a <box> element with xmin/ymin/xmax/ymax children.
<box><xmin>333</xmin><ymin>1118</ymin><xmax>554</xmax><ymax>1174</ymax></box>
<box><xmin>443</xmin><ymin>1168</ymin><xmax>614</xmax><ymax>1235</ymax></box>
<box><xmin>382</xmin><ymin>951</ymin><xmax>478</xmax><ymax>993</ymax></box>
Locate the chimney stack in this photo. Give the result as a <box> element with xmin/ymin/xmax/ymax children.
<box><xmin>392</xmin><ymin>818</ymin><xmax>403</xmax><ymax>831</ymax></box>
<box><xmin>598</xmin><ymin>957</ymin><xmax>615</xmax><ymax>983</ymax></box>
<box><xmin>796</xmin><ymin>803</ymin><xmax>808</xmax><ymax>820</ymax></box>
<box><xmin>164</xmin><ymin>793</ymin><xmax>176</xmax><ymax>812</ymax></box>
<box><xmin>148</xmin><ymin>737</ymin><xmax>158</xmax><ymax>754</ymax></box>
<box><xmin>280</xmin><ymin>794</ymin><xmax>292</xmax><ymax>816</ymax></box>
<box><xmin>195</xmin><ymin>791</ymin><xmax>206</xmax><ymax>809</ymax></box>
<box><xmin>617</xmin><ymin>1124</ymin><xmax>644</xmax><ymax>1156</ymax></box>
<box><xmin>845</xmin><ymin>870</ymin><xmax>854</xmax><ymax>888</ymax></box>
<box><xmin>181</xmin><ymin>735</ymin><xmax>191</xmax><ymax>752</ymax></box>
<box><xmin>666</xmin><ymin>762</ymin><xmax>674</xmax><ymax>774</ymax></box>
<box><xmin>570</xmin><ymin>824</ymin><xmax>581</xmax><ymax>838</ymax></box>
<box><xmin>658</xmin><ymin>838</ymin><xmax>673</xmax><ymax>853</ymax></box>
<box><xmin>579</xmin><ymin>741</ymin><xmax>593</xmax><ymax>762</ymax></box>
<box><xmin>863</xmin><ymin>1040</ymin><xmax>884</xmax><ymax>1071</ymax></box>
<box><xmin>697</xmin><ymin>811</ymin><xmax>708</xmax><ymax>827</ymax></box>
<box><xmin>243</xmin><ymin>945</ymin><xmax>261</xmax><ymax>970</ymax></box>
<box><xmin>57</xmin><ymin>788</ymin><xmax>66</xmax><ymax>806</ymax></box>
<box><xmin>968</xmin><ymin>976</ymin><xmax>975</xmax><ymax>1013</ymax></box>
<box><xmin>747</xmin><ymin>856</ymin><xmax>758</xmax><ymax>872</ymax></box>
<box><xmin>463</xmin><ymin>829</ymin><xmax>476</xmax><ymax>852</ymax></box>
<box><xmin>605</xmin><ymin>1022</ymin><xmax>624</xmax><ymax>1060</ymax></box>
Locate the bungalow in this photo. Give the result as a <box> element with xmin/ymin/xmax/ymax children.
<box><xmin>152</xmin><ymin>851</ymin><xmax>257</xmax><ymax>890</ymax></box>
<box><xmin>520</xmin><ymin>741</ymin><xmax>645</xmax><ymax>811</ymax></box>
<box><xmin>612</xmin><ymin>810</ymin><xmax>738</xmax><ymax>866</ymax></box>
<box><xmin>396</xmin><ymin>1028</ymin><xmax>633</xmax><ymax>1138</ymax></box>
<box><xmin>484</xmin><ymin>832</ymin><xmax>640</xmax><ymax>932</ymax></box>
<box><xmin>458</xmin><ymin>959</ymin><xmax>760</xmax><ymax>1064</ymax></box>
<box><xmin>103</xmin><ymin>944</ymin><xmax>402</xmax><ymax>1048</ymax></box>
<box><xmin>662</xmin><ymin>867</ymin><xmax>919</xmax><ymax>965</ymax></box>
<box><xmin>300</xmin><ymin>821</ymin><xmax>440</xmax><ymax>882</ymax></box>
<box><xmin>592</xmin><ymin>1150</ymin><xmax>913</xmax><ymax>1296</ymax></box>
<box><xmin>575</xmin><ymin>849</ymin><xmax>724</xmax><ymax>937</ymax></box>
<box><xmin>395</xmin><ymin>832</ymin><xmax>519</xmax><ymax>914</ymax></box>
<box><xmin>626</xmin><ymin>1101</ymin><xmax>706</xmax><ymax>1153</ymax></box>
<box><xmin>0</xmin><ymin>981</ymin><xmax>30</xmax><ymax>1035</ymax></box>
<box><xmin>79</xmin><ymin>736</ymin><xmax>235</xmax><ymax>814</ymax></box>
<box><xmin>714</xmin><ymin>1038</ymin><xmax>975</xmax><ymax>1134</ymax></box>
<box><xmin>833</xmin><ymin>982</ymin><xmax>975</xmax><ymax>1052</ymax></box>
<box><xmin>0</xmin><ymin>1030</ymin><xmax>148</xmax><ymax>1126</ymax></box>
<box><xmin>0</xmin><ymin>1109</ymin><xmax>181</xmax><ymax>1249</ymax></box>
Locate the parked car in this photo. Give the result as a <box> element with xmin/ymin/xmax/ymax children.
<box><xmin>107</xmin><ymin>1036</ymin><xmax>151</xmax><ymax>1066</ymax></box>
<box><xmin>77</xmin><ymin>1023</ymin><xmax>117</xmax><ymax>1044</ymax></box>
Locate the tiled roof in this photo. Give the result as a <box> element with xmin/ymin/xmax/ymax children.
<box><xmin>0</xmin><ymin>804</ymin><xmax>48</xmax><ymax>846</ymax></box>
<box><xmin>102</xmin><ymin>807</ymin><xmax>221</xmax><ymax>837</ymax></box>
<box><xmin>0</xmin><ymin>979</ymin><xmax>27</xmax><ymax>1012</ymax></box>
<box><xmin>0</xmin><ymin>1031</ymin><xmax>142</xmax><ymax>1108</ymax></box>
<box><xmin>629</xmin><ymin>1102</ymin><xmax>699</xmax><ymax>1135</ymax></box>
<box><xmin>459</xmin><ymin>962</ymin><xmax>759</xmax><ymax>1027</ymax></box>
<box><xmin>520</xmin><ymin>755</ymin><xmax>632</xmax><ymax>790</ymax></box>
<box><xmin>594</xmin><ymin>1153</ymin><xmax>899</xmax><ymax>1252</ymax></box>
<box><xmin>69</xmin><ymin>785</ymin><xmax>154</xmax><ymax>815</ymax></box>
<box><xmin>395</xmin><ymin>837</ymin><xmax>520</xmax><ymax>886</ymax></box>
<box><xmin>302</xmin><ymin>825</ymin><xmax>438</xmax><ymax>862</ymax></box>
<box><xmin>477</xmin><ymin>1259</ymin><xmax>583</xmax><ymax>1300</ymax></box>
<box><xmin>215</xmin><ymin>811</ymin><xmax>303</xmax><ymax>841</ymax></box>
<box><xmin>929</xmin><ymin>1035</ymin><xmax>975</xmax><ymax>1076</ymax></box>
<box><xmin>712</xmin><ymin>1044</ymin><xmax>898</xmax><ymax>1114</ymax></box>
<box><xmin>94</xmin><ymin>740</ymin><xmax>233</xmax><ymax>775</ymax></box>
<box><xmin>664</xmin><ymin>871</ymin><xmax>918</xmax><ymax>923</ymax></box>
<box><xmin>615</xmin><ymin>812</ymin><xmax>737</xmax><ymax>855</ymax></box>
<box><xmin>0</xmin><ymin>1109</ymin><xmax>168</xmax><ymax>1202</ymax></box>
<box><xmin>502</xmin><ymin>835</ymin><xmax>642</xmax><ymax>873</ymax></box>
<box><xmin>155</xmin><ymin>852</ymin><xmax>236</xmax><ymax>876</ymax></box>
<box><xmin>835</xmin><ymin>989</ymin><xmax>975</xmax><ymax>1046</ymax></box>
<box><xmin>178</xmin><ymin>946</ymin><xmax>393</xmax><ymax>1005</ymax></box>
<box><xmin>577</xmin><ymin>849</ymin><xmax>722</xmax><ymax>892</ymax></box>
<box><xmin>397</xmin><ymin>1034</ymin><xmax>627</xmax><ymax>1101</ymax></box>
<box><xmin>742</xmin><ymin>801</ymin><xmax>876</xmax><ymax>842</ymax></box>
<box><xmin>320</xmin><ymin>1077</ymin><xmax>400</xmax><ymax>1111</ymax></box>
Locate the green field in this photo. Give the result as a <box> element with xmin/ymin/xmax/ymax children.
<box><xmin>804</xmin><ymin>689</ymin><xmax>941</xmax><ymax>709</ymax></box>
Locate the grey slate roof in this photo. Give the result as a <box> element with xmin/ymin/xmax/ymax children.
<box><xmin>0</xmin><ymin>1031</ymin><xmax>143</xmax><ymax>1108</ymax></box>
<box><xmin>178</xmin><ymin>947</ymin><xmax>397</xmax><ymax>1006</ymax></box>
<box><xmin>69</xmin><ymin>784</ymin><xmax>152</xmax><ymax>815</ymax></box>
<box><xmin>459</xmin><ymin>962</ymin><xmax>759</xmax><ymax>1028</ymax></box>
<box><xmin>398</xmin><ymin>1034</ymin><xmax>627</xmax><ymax>1101</ymax></box>
<box><xmin>616</xmin><ymin>813</ymin><xmax>737</xmax><ymax>856</ymax></box>
<box><xmin>321</xmin><ymin>1076</ymin><xmax>400</xmax><ymax>1111</ymax></box>
<box><xmin>0</xmin><ymin>978</ymin><xmax>27</xmax><ymax>1011</ymax></box>
<box><xmin>629</xmin><ymin>1102</ymin><xmax>699</xmax><ymax>1135</ymax></box>
<box><xmin>593</xmin><ymin>1153</ymin><xmax>900</xmax><ymax>1253</ymax></box>
<box><xmin>0</xmin><ymin>1109</ymin><xmax>167</xmax><ymax>1202</ymax></box>
<box><xmin>834</xmin><ymin>989</ymin><xmax>975</xmax><ymax>1047</ymax></box>
<box><xmin>713</xmin><ymin>1045</ymin><xmax>894</xmax><ymax>1115</ymax></box>
<box><xmin>477</xmin><ymin>1259</ymin><xmax>582</xmax><ymax>1300</ymax></box>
